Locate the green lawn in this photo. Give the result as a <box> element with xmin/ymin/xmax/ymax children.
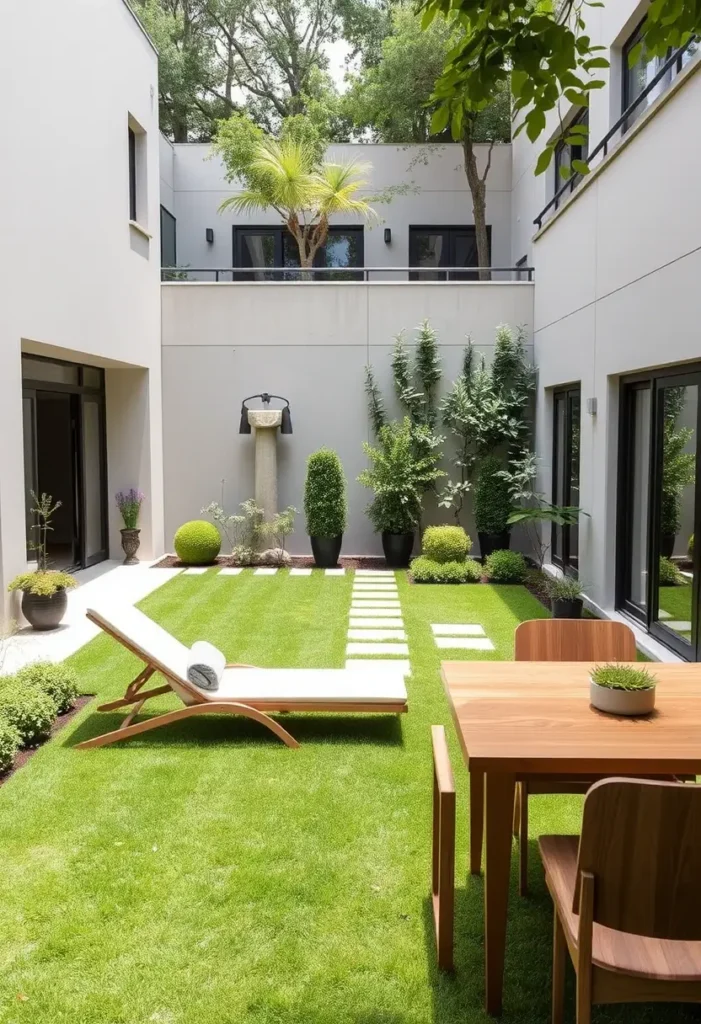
<box><xmin>0</xmin><ymin>571</ymin><xmax>694</xmax><ymax>1023</ymax></box>
<box><xmin>658</xmin><ymin>581</ymin><xmax>693</xmax><ymax>640</ymax></box>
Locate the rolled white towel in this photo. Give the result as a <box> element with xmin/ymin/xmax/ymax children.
<box><xmin>187</xmin><ymin>640</ymin><xmax>226</xmax><ymax>691</ymax></box>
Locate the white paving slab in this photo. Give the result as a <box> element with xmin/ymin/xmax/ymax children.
<box><xmin>289</xmin><ymin>568</ymin><xmax>312</xmax><ymax>576</ymax></box>
<box><xmin>346</xmin><ymin>642</ymin><xmax>409</xmax><ymax>656</ymax></box>
<box><xmin>347</xmin><ymin>628</ymin><xmax>407</xmax><ymax>641</ymax></box>
<box><xmin>345</xmin><ymin>658</ymin><xmax>411</xmax><ymax>676</ymax></box>
<box><xmin>431</xmin><ymin>623</ymin><xmax>485</xmax><ymax>636</ymax></box>
<box><xmin>434</xmin><ymin>637</ymin><xmax>495</xmax><ymax>651</ymax></box>
<box><xmin>353</xmin><ymin>583</ymin><xmax>398</xmax><ymax>590</ymax></box>
<box><xmin>665</xmin><ymin>620</ymin><xmax>692</xmax><ymax>631</ymax></box>
<box><xmin>325</xmin><ymin>568</ymin><xmax>345</xmax><ymax>575</ymax></box>
<box><xmin>253</xmin><ymin>568</ymin><xmax>278</xmax><ymax>575</ymax></box>
<box><xmin>354</xmin><ymin>570</ymin><xmax>395</xmax><ymax>577</ymax></box>
<box><xmin>183</xmin><ymin>567</ymin><xmax>208</xmax><ymax>575</ymax></box>
<box><xmin>218</xmin><ymin>567</ymin><xmax>243</xmax><ymax>576</ymax></box>
<box><xmin>658</xmin><ymin>609</ymin><xmax>671</xmax><ymax>619</ymax></box>
<box><xmin>350</xmin><ymin>617</ymin><xmax>403</xmax><ymax>628</ymax></box>
<box><xmin>350</xmin><ymin>601</ymin><xmax>401</xmax><ymax>610</ymax></box>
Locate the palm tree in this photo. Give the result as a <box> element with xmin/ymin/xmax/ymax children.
<box><xmin>219</xmin><ymin>136</ymin><xmax>378</xmax><ymax>271</ymax></box>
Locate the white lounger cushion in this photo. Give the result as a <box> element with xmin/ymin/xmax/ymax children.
<box><xmin>86</xmin><ymin>604</ymin><xmax>407</xmax><ymax>707</ymax></box>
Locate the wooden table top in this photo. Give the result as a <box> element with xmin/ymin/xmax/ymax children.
<box><xmin>441</xmin><ymin>661</ymin><xmax>701</xmax><ymax>775</ymax></box>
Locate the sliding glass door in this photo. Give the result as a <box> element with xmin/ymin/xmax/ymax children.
<box><xmin>552</xmin><ymin>386</ymin><xmax>581</xmax><ymax>575</ymax></box>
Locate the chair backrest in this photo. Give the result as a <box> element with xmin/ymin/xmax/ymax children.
<box><xmin>514</xmin><ymin>619</ymin><xmax>636</xmax><ymax>662</ymax></box>
<box><xmin>575</xmin><ymin>778</ymin><xmax>701</xmax><ymax>940</ymax></box>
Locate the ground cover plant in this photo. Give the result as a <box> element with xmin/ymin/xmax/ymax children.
<box><xmin>0</xmin><ymin>570</ymin><xmax>694</xmax><ymax>1023</ymax></box>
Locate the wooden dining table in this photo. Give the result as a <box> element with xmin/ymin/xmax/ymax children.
<box><xmin>441</xmin><ymin>660</ymin><xmax>701</xmax><ymax>1016</ymax></box>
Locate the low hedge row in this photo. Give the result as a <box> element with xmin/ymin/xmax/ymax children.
<box><xmin>411</xmin><ymin>556</ymin><xmax>482</xmax><ymax>584</ymax></box>
<box><xmin>0</xmin><ymin>662</ymin><xmax>79</xmax><ymax>774</ymax></box>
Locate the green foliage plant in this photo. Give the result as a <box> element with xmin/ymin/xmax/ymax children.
<box><xmin>173</xmin><ymin>521</ymin><xmax>222</xmax><ymax>565</ymax></box>
<box><xmin>8</xmin><ymin>572</ymin><xmax>78</xmax><ymax>598</ymax></box>
<box><xmin>15</xmin><ymin>662</ymin><xmax>79</xmax><ymax>715</ymax></box>
<box><xmin>410</xmin><ymin>555</ymin><xmax>482</xmax><ymax>584</ymax></box>
<box><xmin>545</xmin><ymin>575</ymin><xmax>584</xmax><ymax>601</ymax></box>
<box><xmin>659</xmin><ymin>556</ymin><xmax>685</xmax><ymax>587</ymax></box>
<box><xmin>304</xmin><ymin>449</ymin><xmax>348</xmax><ymax>537</ymax></box>
<box><xmin>661</xmin><ymin>387</ymin><xmax>696</xmax><ymax>537</ymax></box>
<box><xmin>484</xmin><ymin>549</ymin><xmax>527</xmax><ymax>584</ymax></box>
<box><xmin>422</xmin><ymin>525</ymin><xmax>471</xmax><ymax>563</ymax></box>
<box><xmin>474</xmin><ymin>455</ymin><xmax>512</xmax><ymax>534</ymax></box>
<box><xmin>261</xmin><ymin>507</ymin><xmax>298</xmax><ymax>553</ymax></box>
<box><xmin>591</xmin><ymin>665</ymin><xmax>655</xmax><ymax>692</ymax></box>
<box><xmin>0</xmin><ymin>681</ymin><xmax>57</xmax><ymax>747</ymax></box>
<box><xmin>9</xmin><ymin>491</ymin><xmax>78</xmax><ymax>596</ymax></box>
<box><xmin>0</xmin><ymin>718</ymin><xmax>19</xmax><ymax>773</ymax></box>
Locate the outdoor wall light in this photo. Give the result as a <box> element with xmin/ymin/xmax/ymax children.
<box><xmin>239</xmin><ymin>393</ymin><xmax>293</xmax><ymax>434</ymax></box>
<box><xmin>586</xmin><ymin>397</ymin><xmax>598</xmax><ymax>416</ymax></box>
<box><xmin>205</xmin><ymin>228</ymin><xmax>214</xmax><ymax>244</ymax></box>
<box><xmin>384</xmin><ymin>227</ymin><xmax>392</xmax><ymax>245</ymax></box>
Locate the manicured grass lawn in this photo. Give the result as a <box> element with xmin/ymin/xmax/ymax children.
<box><xmin>0</xmin><ymin>571</ymin><xmax>695</xmax><ymax>1023</ymax></box>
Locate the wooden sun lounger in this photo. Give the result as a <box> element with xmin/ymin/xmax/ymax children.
<box><xmin>77</xmin><ymin>605</ymin><xmax>408</xmax><ymax>751</ymax></box>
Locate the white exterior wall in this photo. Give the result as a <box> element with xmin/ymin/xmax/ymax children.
<box><xmin>0</xmin><ymin>0</ymin><xmax>164</xmax><ymax>606</ymax></box>
<box><xmin>165</xmin><ymin>142</ymin><xmax>512</xmax><ymax>276</ymax></box>
<box><xmin>511</xmin><ymin>0</ymin><xmax>701</xmax><ymax>623</ymax></box>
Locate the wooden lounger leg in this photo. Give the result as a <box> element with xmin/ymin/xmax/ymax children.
<box><xmin>76</xmin><ymin>701</ymin><xmax>301</xmax><ymax>750</ymax></box>
<box><xmin>98</xmin><ymin>666</ymin><xmax>156</xmax><ymax>711</ymax></box>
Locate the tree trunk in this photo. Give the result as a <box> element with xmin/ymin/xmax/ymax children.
<box><xmin>462</xmin><ymin>133</ymin><xmax>491</xmax><ymax>282</ymax></box>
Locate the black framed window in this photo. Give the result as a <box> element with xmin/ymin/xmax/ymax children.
<box><xmin>128</xmin><ymin>127</ymin><xmax>137</xmax><ymax>221</ymax></box>
<box><xmin>622</xmin><ymin>22</ymin><xmax>696</xmax><ymax>133</ymax></box>
<box><xmin>552</xmin><ymin>385</ymin><xmax>581</xmax><ymax>575</ymax></box>
<box><xmin>160</xmin><ymin>206</ymin><xmax>177</xmax><ymax>269</ymax></box>
<box><xmin>618</xmin><ymin>366</ymin><xmax>700</xmax><ymax>661</ymax></box>
<box><xmin>232</xmin><ymin>226</ymin><xmax>364</xmax><ymax>280</ymax></box>
<box><xmin>408</xmin><ymin>226</ymin><xmax>490</xmax><ymax>280</ymax></box>
<box><xmin>553</xmin><ymin>110</ymin><xmax>589</xmax><ymax>208</ymax></box>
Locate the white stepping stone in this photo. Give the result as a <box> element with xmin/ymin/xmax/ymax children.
<box><xmin>218</xmin><ymin>567</ymin><xmax>243</xmax><ymax>576</ymax></box>
<box><xmin>347</xmin><ymin>629</ymin><xmax>407</xmax><ymax>641</ymax></box>
<box><xmin>289</xmin><ymin>568</ymin><xmax>312</xmax><ymax>576</ymax></box>
<box><xmin>254</xmin><ymin>568</ymin><xmax>278</xmax><ymax>576</ymax></box>
<box><xmin>325</xmin><ymin>568</ymin><xmax>345</xmax><ymax>576</ymax></box>
<box><xmin>183</xmin><ymin>567</ymin><xmax>208</xmax><ymax>575</ymax></box>
<box><xmin>431</xmin><ymin>623</ymin><xmax>485</xmax><ymax>636</ymax></box>
<box><xmin>353</xmin><ymin>583</ymin><xmax>398</xmax><ymax>589</ymax></box>
<box><xmin>346</xmin><ymin>659</ymin><xmax>411</xmax><ymax>676</ymax></box>
<box><xmin>434</xmin><ymin>637</ymin><xmax>495</xmax><ymax>651</ymax></box>
<box><xmin>658</xmin><ymin>609</ymin><xmax>671</xmax><ymax>620</ymax></box>
<box><xmin>346</xmin><ymin>642</ymin><xmax>409</xmax><ymax>656</ymax></box>
<box><xmin>666</xmin><ymin>620</ymin><xmax>692</xmax><ymax>632</ymax></box>
<box><xmin>351</xmin><ymin>602</ymin><xmax>401</xmax><ymax>610</ymax></box>
<box><xmin>350</xmin><ymin>618</ymin><xmax>404</xmax><ymax>628</ymax></box>
<box><xmin>354</xmin><ymin>570</ymin><xmax>395</xmax><ymax>577</ymax></box>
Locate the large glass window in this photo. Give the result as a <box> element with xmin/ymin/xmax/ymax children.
<box><xmin>622</xmin><ymin>23</ymin><xmax>696</xmax><ymax>132</ymax></box>
<box><xmin>408</xmin><ymin>226</ymin><xmax>489</xmax><ymax>280</ymax></box>
<box><xmin>552</xmin><ymin>385</ymin><xmax>581</xmax><ymax>574</ymax></box>
<box><xmin>160</xmin><ymin>206</ymin><xmax>177</xmax><ymax>270</ymax></box>
<box><xmin>233</xmin><ymin>226</ymin><xmax>364</xmax><ymax>280</ymax></box>
<box><xmin>553</xmin><ymin>111</ymin><xmax>589</xmax><ymax>207</ymax></box>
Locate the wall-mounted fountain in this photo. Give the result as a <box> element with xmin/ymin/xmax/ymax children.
<box><xmin>238</xmin><ymin>393</ymin><xmax>293</xmax><ymax>534</ymax></box>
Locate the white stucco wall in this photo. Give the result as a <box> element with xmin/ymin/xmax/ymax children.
<box><xmin>164</xmin><ymin>142</ymin><xmax>513</xmax><ymax>276</ymax></box>
<box><xmin>0</xmin><ymin>0</ymin><xmax>164</xmax><ymax>604</ymax></box>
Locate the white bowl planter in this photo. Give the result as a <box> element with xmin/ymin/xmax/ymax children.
<box><xmin>589</xmin><ymin>678</ymin><xmax>656</xmax><ymax>716</ymax></box>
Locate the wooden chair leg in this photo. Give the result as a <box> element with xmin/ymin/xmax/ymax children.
<box><xmin>519</xmin><ymin>783</ymin><xmax>529</xmax><ymax>896</ymax></box>
<box><xmin>513</xmin><ymin>783</ymin><xmax>521</xmax><ymax>837</ymax></box>
<box><xmin>552</xmin><ymin>910</ymin><xmax>566</xmax><ymax>1024</ymax></box>
<box><xmin>469</xmin><ymin>769</ymin><xmax>484</xmax><ymax>875</ymax></box>
<box><xmin>576</xmin><ymin>872</ymin><xmax>594</xmax><ymax>1024</ymax></box>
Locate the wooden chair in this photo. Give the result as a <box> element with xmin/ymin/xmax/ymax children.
<box><xmin>431</xmin><ymin>725</ymin><xmax>456</xmax><ymax>971</ymax></box>
<box><xmin>513</xmin><ymin>618</ymin><xmax>636</xmax><ymax>896</ymax></box>
<box><xmin>539</xmin><ymin>778</ymin><xmax>701</xmax><ymax>1023</ymax></box>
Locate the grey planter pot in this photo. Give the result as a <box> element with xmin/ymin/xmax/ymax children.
<box><xmin>121</xmin><ymin>528</ymin><xmax>141</xmax><ymax>565</ymax></box>
<box><xmin>590</xmin><ymin>679</ymin><xmax>656</xmax><ymax>717</ymax></box>
<box><xmin>21</xmin><ymin>588</ymin><xmax>68</xmax><ymax>631</ymax></box>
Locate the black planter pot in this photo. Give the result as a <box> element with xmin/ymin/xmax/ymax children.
<box><xmin>660</xmin><ymin>533</ymin><xmax>676</xmax><ymax>559</ymax></box>
<box><xmin>551</xmin><ymin>597</ymin><xmax>583</xmax><ymax>619</ymax></box>
<box><xmin>478</xmin><ymin>530</ymin><xmax>511</xmax><ymax>559</ymax></box>
<box><xmin>381</xmin><ymin>531</ymin><xmax>414</xmax><ymax>569</ymax></box>
<box><xmin>310</xmin><ymin>535</ymin><xmax>343</xmax><ymax>569</ymax></box>
<box><xmin>21</xmin><ymin>588</ymin><xmax>68</xmax><ymax>631</ymax></box>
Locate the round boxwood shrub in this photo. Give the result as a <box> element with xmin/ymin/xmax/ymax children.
<box><xmin>304</xmin><ymin>448</ymin><xmax>348</xmax><ymax>536</ymax></box>
<box><xmin>0</xmin><ymin>681</ymin><xmax>58</xmax><ymax>747</ymax></box>
<box><xmin>174</xmin><ymin>520</ymin><xmax>221</xmax><ymax>565</ymax></box>
<box><xmin>411</xmin><ymin>556</ymin><xmax>482</xmax><ymax>584</ymax></box>
<box><xmin>484</xmin><ymin>549</ymin><xmax>527</xmax><ymax>584</ymax></box>
<box><xmin>15</xmin><ymin>662</ymin><xmax>79</xmax><ymax>715</ymax></box>
<box><xmin>659</xmin><ymin>556</ymin><xmax>684</xmax><ymax>586</ymax></box>
<box><xmin>0</xmin><ymin>719</ymin><xmax>19</xmax><ymax>774</ymax></box>
<box><xmin>474</xmin><ymin>456</ymin><xmax>512</xmax><ymax>534</ymax></box>
<box><xmin>422</xmin><ymin>525</ymin><xmax>471</xmax><ymax>564</ymax></box>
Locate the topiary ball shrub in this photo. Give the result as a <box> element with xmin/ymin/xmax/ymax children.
<box><xmin>484</xmin><ymin>549</ymin><xmax>528</xmax><ymax>584</ymax></box>
<box><xmin>174</xmin><ymin>520</ymin><xmax>221</xmax><ymax>565</ymax></box>
<box><xmin>15</xmin><ymin>662</ymin><xmax>79</xmax><ymax>715</ymax></box>
<box><xmin>474</xmin><ymin>455</ymin><xmax>512</xmax><ymax>535</ymax></box>
<box><xmin>0</xmin><ymin>681</ymin><xmax>58</xmax><ymax>747</ymax></box>
<box><xmin>422</xmin><ymin>525</ymin><xmax>471</xmax><ymax>564</ymax></box>
<box><xmin>304</xmin><ymin>448</ymin><xmax>348</xmax><ymax>537</ymax></box>
<box><xmin>411</xmin><ymin>556</ymin><xmax>482</xmax><ymax>584</ymax></box>
<box><xmin>0</xmin><ymin>719</ymin><xmax>19</xmax><ymax>774</ymax></box>
<box><xmin>659</xmin><ymin>556</ymin><xmax>684</xmax><ymax>586</ymax></box>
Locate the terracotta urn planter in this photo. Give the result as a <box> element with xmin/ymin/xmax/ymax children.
<box><xmin>120</xmin><ymin>528</ymin><xmax>141</xmax><ymax>565</ymax></box>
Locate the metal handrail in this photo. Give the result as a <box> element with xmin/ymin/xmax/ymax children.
<box><xmin>534</xmin><ymin>37</ymin><xmax>697</xmax><ymax>229</ymax></box>
<box><xmin>161</xmin><ymin>265</ymin><xmax>534</xmax><ymax>282</ymax></box>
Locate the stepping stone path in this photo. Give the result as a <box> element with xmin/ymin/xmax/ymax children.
<box><xmin>666</xmin><ymin>620</ymin><xmax>692</xmax><ymax>632</ymax></box>
<box><xmin>430</xmin><ymin>623</ymin><xmax>495</xmax><ymax>652</ymax></box>
<box><xmin>289</xmin><ymin>568</ymin><xmax>312</xmax><ymax>576</ymax></box>
<box><xmin>218</xmin><ymin>567</ymin><xmax>243</xmax><ymax>576</ymax></box>
<box><xmin>183</xmin><ymin>567</ymin><xmax>208</xmax><ymax>575</ymax></box>
<box><xmin>325</xmin><ymin>568</ymin><xmax>345</xmax><ymax>576</ymax></box>
<box><xmin>254</xmin><ymin>568</ymin><xmax>278</xmax><ymax>576</ymax></box>
<box><xmin>345</xmin><ymin>571</ymin><xmax>411</xmax><ymax>676</ymax></box>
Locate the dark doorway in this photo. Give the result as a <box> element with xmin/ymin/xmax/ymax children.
<box><xmin>35</xmin><ymin>393</ymin><xmax>78</xmax><ymax>569</ymax></box>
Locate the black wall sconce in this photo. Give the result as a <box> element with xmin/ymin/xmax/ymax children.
<box><xmin>239</xmin><ymin>393</ymin><xmax>293</xmax><ymax>434</ymax></box>
<box><xmin>205</xmin><ymin>228</ymin><xmax>214</xmax><ymax>244</ymax></box>
<box><xmin>384</xmin><ymin>227</ymin><xmax>392</xmax><ymax>245</ymax></box>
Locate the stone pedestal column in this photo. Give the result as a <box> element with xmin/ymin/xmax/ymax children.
<box><xmin>248</xmin><ymin>409</ymin><xmax>282</xmax><ymax>526</ymax></box>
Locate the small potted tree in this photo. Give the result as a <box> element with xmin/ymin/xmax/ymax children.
<box><xmin>8</xmin><ymin>492</ymin><xmax>77</xmax><ymax>631</ymax></box>
<box><xmin>474</xmin><ymin>455</ymin><xmax>512</xmax><ymax>558</ymax></box>
<box><xmin>590</xmin><ymin>664</ymin><xmax>656</xmax><ymax>717</ymax></box>
<box><xmin>116</xmin><ymin>489</ymin><xmax>145</xmax><ymax>565</ymax></box>
<box><xmin>546</xmin><ymin>575</ymin><xmax>584</xmax><ymax>618</ymax></box>
<box><xmin>304</xmin><ymin>448</ymin><xmax>348</xmax><ymax>568</ymax></box>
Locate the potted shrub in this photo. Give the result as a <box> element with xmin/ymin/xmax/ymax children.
<box><xmin>474</xmin><ymin>455</ymin><xmax>512</xmax><ymax>558</ymax></box>
<box><xmin>304</xmin><ymin>448</ymin><xmax>348</xmax><ymax>568</ymax></box>
<box><xmin>7</xmin><ymin>492</ymin><xmax>77</xmax><ymax>631</ymax></box>
<box><xmin>590</xmin><ymin>664</ymin><xmax>656</xmax><ymax>717</ymax></box>
<box><xmin>116</xmin><ymin>489</ymin><xmax>145</xmax><ymax>565</ymax></box>
<box><xmin>546</xmin><ymin>575</ymin><xmax>584</xmax><ymax>618</ymax></box>
<box><xmin>358</xmin><ymin>418</ymin><xmax>444</xmax><ymax>568</ymax></box>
